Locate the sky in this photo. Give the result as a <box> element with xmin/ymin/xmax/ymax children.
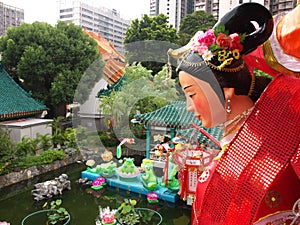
<box><xmin>2</xmin><ymin>0</ymin><xmax>149</xmax><ymax>25</ymax></box>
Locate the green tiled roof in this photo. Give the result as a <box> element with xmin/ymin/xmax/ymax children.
<box><xmin>0</xmin><ymin>62</ymin><xmax>48</xmax><ymax>120</ymax></box>
<box><xmin>97</xmin><ymin>75</ymin><xmax>124</xmax><ymax>97</ymax></box>
<box><xmin>134</xmin><ymin>101</ymin><xmax>196</xmax><ymax>128</ymax></box>
<box><xmin>134</xmin><ymin>101</ymin><xmax>223</xmax><ymax>146</ymax></box>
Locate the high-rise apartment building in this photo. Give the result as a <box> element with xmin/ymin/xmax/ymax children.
<box><xmin>150</xmin><ymin>0</ymin><xmax>194</xmax><ymax>30</ymax></box>
<box><xmin>268</xmin><ymin>0</ymin><xmax>295</xmax><ymax>15</ymax></box>
<box><xmin>0</xmin><ymin>2</ymin><xmax>24</xmax><ymax>36</ymax></box>
<box><xmin>194</xmin><ymin>0</ymin><xmax>220</xmax><ymax>19</ymax></box>
<box><xmin>212</xmin><ymin>0</ymin><xmax>296</xmax><ymax>19</ymax></box>
<box><xmin>58</xmin><ymin>0</ymin><xmax>131</xmax><ymax>54</ymax></box>
<box><xmin>150</xmin><ymin>0</ymin><xmax>160</xmax><ymax>15</ymax></box>
<box><xmin>198</xmin><ymin>0</ymin><xmax>296</xmax><ymax>20</ymax></box>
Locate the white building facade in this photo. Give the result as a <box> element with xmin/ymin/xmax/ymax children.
<box><xmin>194</xmin><ymin>0</ymin><xmax>296</xmax><ymax>20</ymax></box>
<box><xmin>150</xmin><ymin>0</ymin><xmax>194</xmax><ymax>30</ymax></box>
<box><xmin>153</xmin><ymin>0</ymin><xmax>297</xmax><ymax>29</ymax></box>
<box><xmin>58</xmin><ymin>0</ymin><xmax>131</xmax><ymax>54</ymax></box>
<box><xmin>0</xmin><ymin>2</ymin><xmax>24</xmax><ymax>36</ymax></box>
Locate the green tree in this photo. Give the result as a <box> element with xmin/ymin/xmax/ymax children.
<box><xmin>0</xmin><ymin>21</ymin><xmax>103</xmax><ymax>117</ymax></box>
<box><xmin>178</xmin><ymin>10</ymin><xmax>217</xmax><ymax>46</ymax></box>
<box><xmin>99</xmin><ymin>63</ymin><xmax>179</xmax><ymax>131</ymax></box>
<box><xmin>124</xmin><ymin>14</ymin><xmax>179</xmax><ymax>75</ymax></box>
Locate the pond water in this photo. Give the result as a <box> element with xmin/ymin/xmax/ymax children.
<box><xmin>0</xmin><ymin>163</ymin><xmax>191</xmax><ymax>225</ymax></box>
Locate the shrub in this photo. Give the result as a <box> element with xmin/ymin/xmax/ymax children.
<box><xmin>98</xmin><ymin>130</ymin><xmax>119</xmax><ymax>147</ymax></box>
<box><xmin>15</xmin><ymin>136</ymin><xmax>39</xmax><ymax>157</ymax></box>
<box><xmin>75</xmin><ymin>125</ymin><xmax>88</xmax><ymax>142</ymax></box>
<box><xmin>50</xmin><ymin>117</ymin><xmax>66</xmax><ymax>148</ymax></box>
<box><xmin>16</xmin><ymin>150</ymin><xmax>66</xmax><ymax>168</ymax></box>
<box><xmin>37</xmin><ymin>133</ymin><xmax>52</xmax><ymax>151</ymax></box>
<box><xmin>39</xmin><ymin>149</ymin><xmax>66</xmax><ymax>163</ymax></box>
<box><xmin>0</xmin><ymin>128</ymin><xmax>15</xmax><ymax>163</ymax></box>
<box><xmin>63</xmin><ymin>128</ymin><xmax>79</xmax><ymax>150</ymax></box>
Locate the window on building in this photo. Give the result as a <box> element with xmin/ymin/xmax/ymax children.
<box><xmin>60</xmin><ymin>14</ymin><xmax>72</xmax><ymax>19</ymax></box>
<box><xmin>60</xmin><ymin>8</ymin><xmax>72</xmax><ymax>13</ymax></box>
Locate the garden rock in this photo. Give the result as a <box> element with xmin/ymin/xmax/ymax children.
<box><xmin>31</xmin><ymin>173</ymin><xmax>71</xmax><ymax>201</ymax></box>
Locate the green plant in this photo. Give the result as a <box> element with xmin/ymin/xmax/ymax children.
<box><xmin>50</xmin><ymin>117</ymin><xmax>66</xmax><ymax>148</ymax></box>
<box><xmin>37</xmin><ymin>133</ymin><xmax>52</xmax><ymax>151</ymax></box>
<box><xmin>39</xmin><ymin>150</ymin><xmax>66</xmax><ymax>163</ymax></box>
<box><xmin>63</xmin><ymin>128</ymin><xmax>79</xmax><ymax>150</ymax></box>
<box><xmin>115</xmin><ymin>199</ymin><xmax>141</xmax><ymax>225</ymax></box>
<box><xmin>86</xmin><ymin>135</ymin><xmax>100</xmax><ymax>149</ymax></box>
<box><xmin>75</xmin><ymin>126</ymin><xmax>88</xmax><ymax>142</ymax></box>
<box><xmin>0</xmin><ymin>127</ymin><xmax>15</xmax><ymax>163</ymax></box>
<box><xmin>43</xmin><ymin>199</ymin><xmax>69</xmax><ymax>225</ymax></box>
<box><xmin>15</xmin><ymin>136</ymin><xmax>39</xmax><ymax>156</ymax></box>
<box><xmin>98</xmin><ymin>130</ymin><xmax>119</xmax><ymax>147</ymax></box>
<box><xmin>16</xmin><ymin>150</ymin><xmax>66</xmax><ymax>168</ymax></box>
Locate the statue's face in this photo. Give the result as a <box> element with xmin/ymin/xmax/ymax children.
<box><xmin>179</xmin><ymin>71</ymin><xmax>211</xmax><ymax>127</ymax></box>
<box><xmin>179</xmin><ymin>71</ymin><xmax>226</xmax><ymax>128</ymax></box>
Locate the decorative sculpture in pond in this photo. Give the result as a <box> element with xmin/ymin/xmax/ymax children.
<box><xmin>31</xmin><ymin>174</ymin><xmax>71</xmax><ymax>201</ymax></box>
<box><xmin>87</xmin><ymin>161</ymin><xmax>117</xmax><ymax>178</ymax></box>
<box><xmin>140</xmin><ymin>159</ymin><xmax>158</xmax><ymax>191</ymax></box>
<box><xmin>161</xmin><ymin>151</ymin><xmax>179</xmax><ymax>191</ymax></box>
<box><xmin>116</xmin><ymin>157</ymin><xmax>140</xmax><ymax>178</ymax></box>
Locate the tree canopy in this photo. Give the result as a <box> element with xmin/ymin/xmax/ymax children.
<box><xmin>99</xmin><ymin>63</ymin><xmax>181</xmax><ymax>137</ymax></box>
<box><xmin>0</xmin><ymin>21</ymin><xmax>102</xmax><ymax>117</ymax></box>
<box><xmin>124</xmin><ymin>14</ymin><xmax>179</xmax><ymax>75</ymax></box>
<box><xmin>178</xmin><ymin>10</ymin><xmax>217</xmax><ymax>46</ymax></box>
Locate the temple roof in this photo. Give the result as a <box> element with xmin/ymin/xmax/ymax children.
<box><xmin>0</xmin><ymin>62</ymin><xmax>48</xmax><ymax>120</ymax></box>
<box><xmin>97</xmin><ymin>75</ymin><xmax>124</xmax><ymax>97</ymax></box>
<box><xmin>134</xmin><ymin>101</ymin><xmax>223</xmax><ymax>146</ymax></box>
<box><xmin>84</xmin><ymin>29</ymin><xmax>126</xmax><ymax>85</ymax></box>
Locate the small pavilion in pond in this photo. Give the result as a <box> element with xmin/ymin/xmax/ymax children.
<box><xmin>133</xmin><ymin>101</ymin><xmax>223</xmax><ymax>159</ymax></box>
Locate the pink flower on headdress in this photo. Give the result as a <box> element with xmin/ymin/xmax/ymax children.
<box><xmin>198</xmin><ymin>29</ymin><xmax>216</xmax><ymax>47</ymax></box>
<box><xmin>229</xmin><ymin>33</ymin><xmax>243</xmax><ymax>52</ymax></box>
<box><xmin>193</xmin><ymin>45</ymin><xmax>208</xmax><ymax>55</ymax></box>
<box><xmin>216</xmin><ymin>33</ymin><xmax>231</xmax><ymax>50</ymax></box>
<box><xmin>188</xmin><ymin>25</ymin><xmax>244</xmax><ymax>69</ymax></box>
<box><xmin>191</xmin><ymin>31</ymin><xmax>204</xmax><ymax>43</ymax></box>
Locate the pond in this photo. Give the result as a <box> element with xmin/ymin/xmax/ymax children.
<box><xmin>0</xmin><ymin>163</ymin><xmax>191</xmax><ymax>225</ymax></box>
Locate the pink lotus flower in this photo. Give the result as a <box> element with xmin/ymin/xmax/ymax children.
<box><xmin>92</xmin><ymin>177</ymin><xmax>106</xmax><ymax>186</ymax></box>
<box><xmin>99</xmin><ymin>207</ymin><xmax>117</xmax><ymax>224</ymax></box>
<box><xmin>0</xmin><ymin>222</ymin><xmax>10</xmax><ymax>225</ymax></box>
<box><xmin>102</xmin><ymin>214</ymin><xmax>115</xmax><ymax>223</ymax></box>
<box><xmin>147</xmin><ymin>192</ymin><xmax>159</xmax><ymax>203</ymax></box>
